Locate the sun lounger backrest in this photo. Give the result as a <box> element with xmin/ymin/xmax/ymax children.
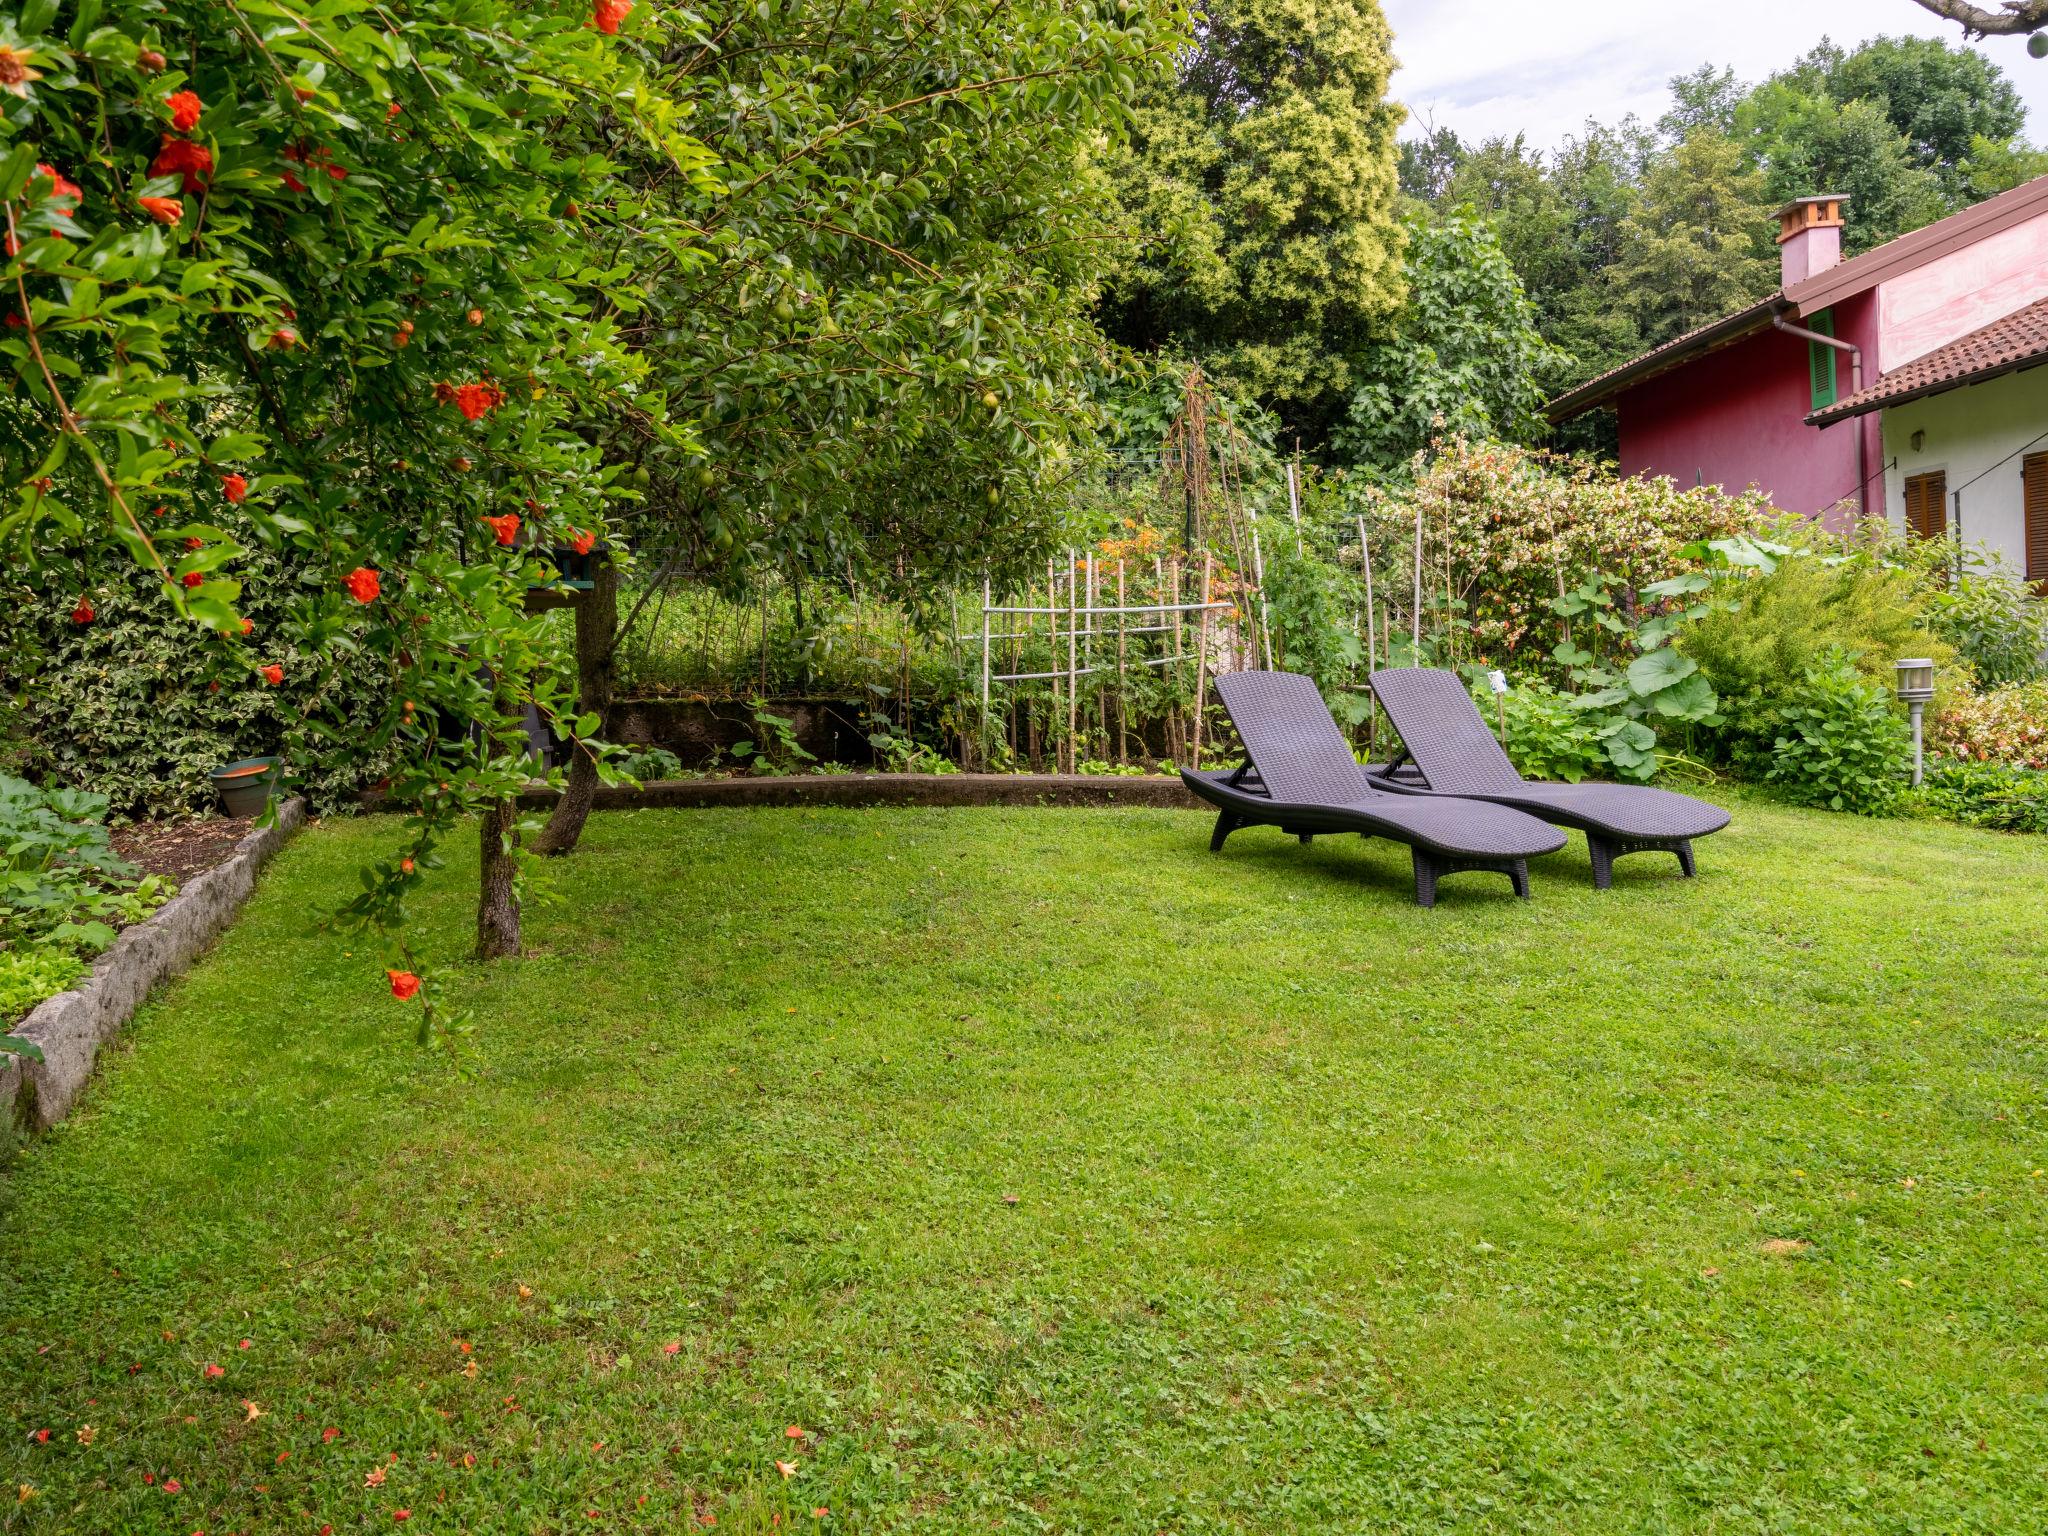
<box><xmin>1369</xmin><ymin>668</ymin><xmax>1526</xmax><ymax>795</ymax></box>
<box><xmin>1213</xmin><ymin>671</ymin><xmax>1370</xmax><ymax>804</ymax></box>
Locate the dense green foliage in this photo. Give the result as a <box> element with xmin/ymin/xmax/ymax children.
<box><xmin>1743</xmin><ymin>650</ymin><xmax>1913</xmax><ymax>816</ymax></box>
<box><xmin>1098</xmin><ymin>0</ymin><xmax>1404</xmax><ymax>446</ymax></box>
<box><xmin>1908</xmin><ymin>756</ymin><xmax>2048</xmax><ymax>833</ymax></box>
<box><xmin>0</xmin><ymin>773</ymin><xmax>167</xmax><ymax>1023</ymax></box>
<box><xmin>2</xmin><ymin>544</ymin><xmax>393</xmax><ymax>816</ymax></box>
<box><xmin>8</xmin><ymin>803</ymin><xmax>2048</xmax><ymax>1528</ymax></box>
<box><xmin>1920</xmin><ymin>559</ymin><xmax>2048</xmax><ymax>688</ymax></box>
<box><xmin>1610</xmin><ymin>131</ymin><xmax>1776</xmax><ymax>344</ymax></box>
<box><xmin>613</xmin><ymin>0</ymin><xmax>1178</xmax><ymax>603</ymax></box>
<box><xmin>1337</xmin><ymin>205</ymin><xmax>1564</xmax><ymax>466</ymax></box>
<box><xmin>1678</xmin><ymin>549</ymin><xmax>1951</xmax><ymax>709</ymax></box>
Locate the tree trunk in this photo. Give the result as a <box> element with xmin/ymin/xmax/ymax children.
<box><xmin>534</xmin><ymin>554</ymin><xmax>620</xmax><ymax>858</ymax></box>
<box><xmin>476</xmin><ymin>795</ymin><xmax>522</xmax><ymax>960</ymax></box>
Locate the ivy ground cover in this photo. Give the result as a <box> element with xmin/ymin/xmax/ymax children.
<box><xmin>3</xmin><ymin>803</ymin><xmax>2046</xmax><ymax>1532</ymax></box>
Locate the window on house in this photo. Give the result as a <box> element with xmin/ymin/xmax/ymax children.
<box><xmin>1807</xmin><ymin>309</ymin><xmax>1837</xmax><ymax>411</ymax></box>
<box><xmin>1903</xmin><ymin>470</ymin><xmax>1947</xmax><ymax>541</ymax></box>
<box><xmin>2025</xmin><ymin>452</ymin><xmax>2048</xmax><ymax>594</ymax></box>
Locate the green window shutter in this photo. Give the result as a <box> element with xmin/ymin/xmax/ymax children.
<box><xmin>1808</xmin><ymin>309</ymin><xmax>1837</xmax><ymax>410</ymax></box>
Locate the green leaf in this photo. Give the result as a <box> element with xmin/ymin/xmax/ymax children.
<box><xmin>1625</xmin><ymin>647</ymin><xmax>1699</xmax><ymax>697</ymax></box>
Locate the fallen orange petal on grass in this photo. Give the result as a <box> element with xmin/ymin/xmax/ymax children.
<box><xmin>776</xmin><ymin>1459</ymin><xmax>798</xmax><ymax>1478</ymax></box>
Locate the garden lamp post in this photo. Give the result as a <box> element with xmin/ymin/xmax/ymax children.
<box><xmin>1895</xmin><ymin>658</ymin><xmax>1934</xmax><ymax>787</ymax></box>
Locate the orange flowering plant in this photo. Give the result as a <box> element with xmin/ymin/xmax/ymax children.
<box><xmin>0</xmin><ymin>0</ymin><xmax>716</xmax><ymax>1033</ymax></box>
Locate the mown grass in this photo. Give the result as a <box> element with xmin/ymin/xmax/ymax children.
<box><xmin>3</xmin><ymin>797</ymin><xmax>2046</xmax><ymax>1533</ymax></box>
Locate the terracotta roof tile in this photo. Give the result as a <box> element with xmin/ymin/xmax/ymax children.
<box><xmin>1807</xmin><ymin>295</ymin><xmax>2048</xmax><ymax>424</ymax></box>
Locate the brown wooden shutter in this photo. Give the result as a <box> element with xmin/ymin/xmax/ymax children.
<box><xmin>1903</xmin><ymin>471</ymin><xmax>1947</xmax><ymax>540</ymax></box>
<box><xmin>2026</xmin><ymin>453</ymin><xmax>2048</xmax><ymax>593</ymax></box>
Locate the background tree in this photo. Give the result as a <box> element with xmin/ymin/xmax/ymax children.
<box><xmin>1610</xmin><ymin>132</ymin><xmax>1775</xmax><ymax>346</ymax></box>
<box><xmin>1734</xmin><ymin>84</ymin><xmax>1946</xmax><ymax>249</ymax></box>
<box><xmin>529</xmin><ymin>0</ymin><xmax>1182</xmax><ymax>855</ymax></box>
<box><xmin>1337</xmin><ymin>205</ymin><xmax>1566</xmax><ymax>468</ymax></box>
<box><xmin>1824</xmin><ymin>35</ymin><xmax>2026</xmax><ymax>197</ymax></box>
<box><xmin>1097</xmin><ymin>0</ymin><xmax>1405</xmax><ymax>448</ymax></box>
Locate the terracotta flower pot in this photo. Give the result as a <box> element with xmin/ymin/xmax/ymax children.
<box><xmin>210</xmin><ymin>756</ymin><xmax>282</xmax><ymax>818</ymax></box>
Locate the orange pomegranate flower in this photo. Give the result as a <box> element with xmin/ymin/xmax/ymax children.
<box><xmin>593</xmin><ymin>0</ymin><xmax>633</xmax><ymax>32</ymax></box>
<box><xmin>165</xmin><ymin>89</ymin><xmax>203</xmax><ymax>132</ymax></box>
<box><xmin>0</xmin><ymin>44</ymin><xmax>47</xmax><ymax>99</ymax></box>
<box><xmin>261</xmin><ymin>663</ymin><xmax>284</xmax><ymax>685</ymax></box>
<box><xmin>221</xmin><ymin>472</ymin><xmax>248</xmax><ymax>502</ymax></box>
<box><xmin>387</xmin><ymin>970</ymin><xmax>420</xmax><ymax>1000</ymax></box>
<box><xmin>342</xmin><ymin>567</ymin><xmax>381</xmax><ymax>604</ymax></box>
<box><xmin>484</xmin><ymin>513</ymin><xmax>521</xmax><ymax>546</ymax></box>
<box><xmin>569</xmin><ymin>529</ymin><xmax>596</xmax><ymax>556</ymax></box>
<box><xmin>138</xmin><ymin>195</ymin><xmax>183</xmax><ymax>224</ymax></box>
<box><xmin>449</xmin><ymin>381</ymin><xmax>504</xmax><ymax>421</ymax></box>
<box><xmin>34</xmin><ymin>163</ymin><xmax>79</xmax><ymax>200</ymax></box>
<box><xmin>71</xmin><ymin>597</ymin><xmax>94</xmax><ymax>624</ymax></box>
<box><xmin>151</xmin><ymin>135</ymin><xmax>212</xmax><ymax>193</ymax></box>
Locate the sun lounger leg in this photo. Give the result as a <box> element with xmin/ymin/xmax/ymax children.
<box><xmin>1589</xmin><ymin>833</ymin><xmax>1698</xmax><ymax>887</ymax></box>
<box><xmin>1412</xmin><ymin>848</ymin><xmax>1531</xmax><ymax>907</ymax></box>
<box><xmin>1209</xmin><ymin>810</ymin><xmax>1242</xmax><ymax>852</ymax></box>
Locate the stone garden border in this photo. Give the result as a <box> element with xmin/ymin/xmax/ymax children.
<box><xmin>3</xmin><ymin>798</ymin><xmax>308</xmax><ymax>1136</ymax></box>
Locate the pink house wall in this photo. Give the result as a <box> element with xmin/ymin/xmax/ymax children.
<box><xmin>1877</xmin><ymin>210</ymin><xmax>2048</xmax><ymax>367</ymax></box>
<box><xmin>1614</xmin><ymin>292</ymin><xmax>1883</xmax><ymax>525</ymax></box>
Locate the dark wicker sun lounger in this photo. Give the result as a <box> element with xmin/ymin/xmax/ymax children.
<box><xmin>1367</xmin><ymin>667</ymin><xmax>1731</xmax><ymax>888</ymax></box>
<box><xmin>1181</xmin><ymin>670</ymin><xmax>1566</xmax><ymax>906</ymax></box>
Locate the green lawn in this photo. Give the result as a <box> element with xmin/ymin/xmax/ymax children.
<box><xmin>3</xmin><ymin>799</ymin><xmax>2047</xmax><ymax>1533</ymax></box>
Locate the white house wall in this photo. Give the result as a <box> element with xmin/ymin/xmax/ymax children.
<box><xmin>1881</xmin><ymin>366</ymin><xmax>2048</xmax><ymax>573</ymax></box>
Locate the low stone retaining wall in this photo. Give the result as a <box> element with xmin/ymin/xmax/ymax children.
<box><xmin>514</xmin><ymin>772</ymin><xmax>1202</xmax><ymax>812</ymax></box>
<box><xmin>3</xmin><ymin>798</ymin><xmax>308</xmax><ymax>1137</ymax></box>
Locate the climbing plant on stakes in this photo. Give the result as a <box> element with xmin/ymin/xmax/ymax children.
<box><xmin>0</xmin><ymin>0</ymin><xmax>715</xmax><ymax>1039</ymax></box>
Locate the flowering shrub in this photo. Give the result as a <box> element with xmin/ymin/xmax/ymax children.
<box><xmin>1360</xmin><ymin>439</ymin><xmax>1770</xmax><ymax>665</ymax></box>
<box><xmin>0</xmin><ymin>0</ymin><xmax>718</xmax><ymax>1010</ymax></box>
<box><xmin>1929</xmin><ymin>682</ymin><xmax>2048</xmax><ymax>770</ymax></box>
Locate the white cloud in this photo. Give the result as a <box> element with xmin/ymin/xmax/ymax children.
<box><xmin>1384</xmin><ymin>0</ymin><xmax>2048</xmax><ymax>151</ymax></box>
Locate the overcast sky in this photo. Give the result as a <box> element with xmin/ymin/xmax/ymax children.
<box><xmin>1385</xmin><ymin>0</ymin><xmax>2048</xmax><ymax>151</ymax></box>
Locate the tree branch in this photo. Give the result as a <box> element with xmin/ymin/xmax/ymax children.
<box><xmin>1908</xmin><ymin>0</ymin><xmax>2048</xmax><ymax>35</ymax></box>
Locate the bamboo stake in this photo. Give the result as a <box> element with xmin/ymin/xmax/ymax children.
<box><xmin>1248</xmin><ymin>506</ymin><xmax>1274</xmax><ymax>670</ymax></box>
<box><xmin>1191</xmin><ymin>550</ymin><xmax>1214</xmax><ymax>768</ymax></box>
<box><xmin>980</xmin><ymin>575</ymin><xmax>992</xmax><ymax>767</ymax></box>
<box><xmin>1412</xmin><ymin>503</ymin><xmax>1424</xmax><ymax>652</ymax></box>
<box><xmin>1065</xmin><ymin>550</ymin><xmax>1078</xmax><ymax>773</ymax></box>
<box><xmin>1358</xmin><ymin>514</ymin><xmax>1376</xmax><ymax>673</ymax></box>
<box><xmin>1116</xmin><ymin>561</ymin><xmax>1128</xmax><ymax>765</ymax></box>
<box><xmin>1286</xmin><ymin>459</ymin><xmax>1304</xmax><ymax>551</ymax></box>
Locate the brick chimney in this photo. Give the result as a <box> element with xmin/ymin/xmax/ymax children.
<box><xmin>1776</xmin><ymin>196</ymin><xmax>1847</xmax><ymax>288</ymax></box>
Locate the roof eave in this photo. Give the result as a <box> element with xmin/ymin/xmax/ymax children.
<box><xmin>1544</xmin><ymin>299</ymin><xmax>1781</xmax><ymax>423</ymax></box>
<box><xmin>1805</xmin><ymin>349</ymin><xmax>2048</xmax><ymax>426</ymax></box>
